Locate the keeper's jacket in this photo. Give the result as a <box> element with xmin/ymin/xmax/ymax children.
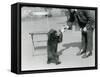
<box><xmin>75</xmin><ymin>10</ymin><xmax>95</xmax><ymax>30</ymax></box>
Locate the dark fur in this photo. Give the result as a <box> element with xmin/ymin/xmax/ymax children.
<box><xmin>47</xmin><ymin>29</ymin><xmax>63</xmax><ymax>64</ymax></box>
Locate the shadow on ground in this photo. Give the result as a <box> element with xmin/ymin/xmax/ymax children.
<box><xmin>58</xmin><ymin>42</ymin><xmax>81</xmax><ymax>55</ymax></box>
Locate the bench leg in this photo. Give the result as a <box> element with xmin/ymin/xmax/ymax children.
<box><xmin>30</xmin><ymin>34</ymin><xmax>35</xmax><ymax>56</ymax></box>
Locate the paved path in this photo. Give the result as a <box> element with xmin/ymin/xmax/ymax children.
<box><xmin>21</xmin><ymin>16</ymin><xmax>95</xmax><ymax>71</ymax></box>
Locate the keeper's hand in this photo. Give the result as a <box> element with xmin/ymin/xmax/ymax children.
<box><xmin>83</xmin><ymin>27</ymin><xmax>87</xmax><ymax>32</ymax></box>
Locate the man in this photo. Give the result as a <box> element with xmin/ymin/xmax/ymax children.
<box><xmin>75</xmin><ymin>10</ymin><xmax>95</xmax><ymax>58</ymax></box>
<box><xmin>66</xmin><ymin>9</ymin><xmax>95</xmax><ymax>58</ymax></box>
<box><xmin>47</xmin><ymin>29</ymin><xmax>63</xmax><ymax>65</ymax></box>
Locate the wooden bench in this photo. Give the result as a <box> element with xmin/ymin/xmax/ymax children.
<box><xmin>29</xmin><ymin>31</ymin><xmax>48</xmax><ymax>50</ymax></box>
